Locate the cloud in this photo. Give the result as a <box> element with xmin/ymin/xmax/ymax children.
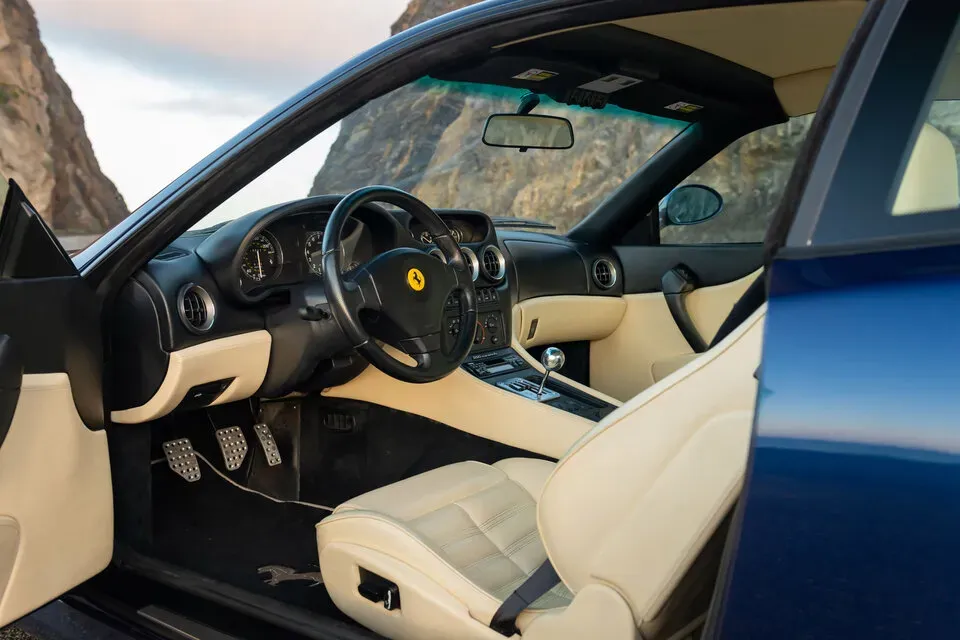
<box><xmin>32</xmin><ymin>0</ymin><xmax>410</xmax><ymax>98</ymax></box>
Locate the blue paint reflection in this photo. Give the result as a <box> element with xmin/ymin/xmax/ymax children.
<box><xmin>717</xmin><ymin>254</ymin><xmax>960</xmax><ymax>638</ymax></box>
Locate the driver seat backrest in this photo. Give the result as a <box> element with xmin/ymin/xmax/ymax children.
<box><xmin>522</xmin><ymin>304</ymin><xmax>766</xmax><ymax>639</ymax></box>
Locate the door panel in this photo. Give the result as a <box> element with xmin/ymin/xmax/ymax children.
<box><xmin>591</xmin><ymin>270</ymin><xmax>759</xmax><ymax>401</ymax></box>
<box><xmin>0</xmin><ymin>180</ymin><xmax>111</xmax><ymax>625</ymax></box>
<box><xmin>0</xmin><ymin>373</ymin><xmax>111</xmax><ymax>624</ymax></box>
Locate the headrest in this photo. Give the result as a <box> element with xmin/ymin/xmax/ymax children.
<box><xmin>892</xmin><ymin>123</ymin><xmax>960</xmax><ymax>215</ymax></box>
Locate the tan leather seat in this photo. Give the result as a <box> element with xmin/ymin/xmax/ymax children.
<box><xmin>317</xmin><ymin>306</ymin><xmax>766</xmax><ymax>640</ymax></box>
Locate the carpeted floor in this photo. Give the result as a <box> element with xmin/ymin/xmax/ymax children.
<box><xmin>150</xmin><ymin>456</ymin><xmax>345</xmax><ymax>618</ymax></box>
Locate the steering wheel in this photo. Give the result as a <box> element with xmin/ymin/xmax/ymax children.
<box><xmin>322</xmin><ymin>186</ymin><xmax>478</xmax><ymax>383</ymax></box>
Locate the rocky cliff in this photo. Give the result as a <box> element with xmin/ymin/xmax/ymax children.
<box><xmin>310</xmin><ymin>0</ymin><xmax>811</xmax><ymax>239</ymax></box>
<box><xmin>0</xmin><ymin>0</ymin><xmax>127</xmax><ymax>233</ymax></box>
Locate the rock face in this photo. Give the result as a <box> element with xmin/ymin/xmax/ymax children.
<box><xmin>0</xmin><ymin>0</ymin><xmax>127</xmax><ymax>233</ymax></box>
<box><xmin>308</xmin><ymin>0</ymin><xmax>809</xmax><ymax>239</ymax></box>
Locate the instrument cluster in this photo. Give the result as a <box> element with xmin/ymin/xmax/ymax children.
<box><xmin>237</xmin><ymin>213</ymin><xmax>368</xmax><ymax>292</ymax></box>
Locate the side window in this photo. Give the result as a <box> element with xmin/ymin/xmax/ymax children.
<box><xmin>891</xmin><ymin>55</ymin><xmax>960</xmax><ymax>216</ymax></box>
<box><xmin>660</xmin><ymin>116</ymin><xmax>814</xmax><ymax>244</ymax></box>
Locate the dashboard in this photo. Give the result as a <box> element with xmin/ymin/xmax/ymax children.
<box><xmin>109</xmin><ymin>194</ymin><xmax>622</xmax><ymax>424</ymax></box>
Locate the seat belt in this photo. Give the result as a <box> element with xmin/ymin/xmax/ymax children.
<box><xmin>490</xmin><ymin>559</ymin><xmax>561</xmax><ymax>637</ymax></box>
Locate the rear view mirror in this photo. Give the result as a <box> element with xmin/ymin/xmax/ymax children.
<box><xmin>659</xmin><ymin>184</ymin><xmax>724</xmax><ymax>227</ymax></box>
<box><xmin>482</xmin><ymin>114</ymin><xmax>574</xmax><ymax>150</ymax></box>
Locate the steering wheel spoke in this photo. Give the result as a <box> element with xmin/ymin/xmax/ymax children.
<box><xmin>343</xmin><ymin>268</ymin><xmax>381</xmax><ymax>313</ymax></box>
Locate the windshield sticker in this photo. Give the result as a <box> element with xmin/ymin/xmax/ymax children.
<box><xmin>577</xmin><ymin>74</ymin><xmax>642</xmax><ymax>94</ymax></box>
<box><xmin>512</xmin><ymin>68</ymin><xmax>558</xmax><ymax>82</ymax></box>
<box><xmin>665</xmin><ymin>101</ymin><xmax>704</xmax><ymax>114</ymax></box>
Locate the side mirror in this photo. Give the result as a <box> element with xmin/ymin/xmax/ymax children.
<box><xmin>482</xmin><ymin>114</ymin><xmax>574</xmax><ymax>151</ymax></box>
<box><xmin>659</xmin><ymin>184</ymin><xmax>724</xmax><ymax>227</ymax></box>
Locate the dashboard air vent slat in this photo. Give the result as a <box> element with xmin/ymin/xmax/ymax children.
<box><xmin>177</xmin><ymin>284</ymin><xmax>216</xmax><ymax>334</ymax></box>
<box><xmin>592</xmin><ymin>258</ymin><xmax>617</xmax><ymax>289</ymax></box>
<box><xmin>480</xmin><ymin>245</ymin><xmax>506</xmax><ymax>282</ymax></box>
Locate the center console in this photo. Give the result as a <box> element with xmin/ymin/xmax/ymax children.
<box><xmin>462</xmin><ymin>346</ymin><xmax>617</xmax><ymax>422</ymax></box>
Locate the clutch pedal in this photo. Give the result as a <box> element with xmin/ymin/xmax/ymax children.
<box><xmin>162</xmin><ymin>439</ymin><xmax>201</xmax><ymax>482</ymax></box>
<box><xmin>215</xmin><ymin>426</ymin><xmax>248</xmax><ymax>471</ymax></box>
<box><xmin>253</xmin><ymin>423</ymin><xmax>282</xmax><ymax>466</ymax></box>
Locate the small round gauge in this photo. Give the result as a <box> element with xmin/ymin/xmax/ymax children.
<box><xmin>450</xmin><ymin>227</ymin><xmax>464</xmax><ymax>244</ymax></box>
<box><xmin>419</xmin><ymin>230</ymin><xmax>433</xmax><ymax>244</ymax></box>
<box><xmin>241</xmin><ymin>232</ymin><xmax>281</xmax><ymax>282</ymax></box>
<box><xmin>304</xmin><ymin>231</ymin><xmax>324</xmax><ymax>276</ymax></box>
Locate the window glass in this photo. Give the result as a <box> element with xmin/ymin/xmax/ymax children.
<box><xmin>200</xmin><ymin>79</ymin><xmax>686</xmax><ymax>234</ymax></box>
<box><xmin>661</xmin><ymin>116</ymin><xmax>814</xmax><ymax>244</ymax></box>
<box><xmin>892</xmin><ymin>47</ymin><xmax>960</xmax><ymax>216</ymax></box>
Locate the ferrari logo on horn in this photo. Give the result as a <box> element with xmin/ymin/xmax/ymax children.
<box><xmin>407</xmin><ymin>268</ymin><xmax>426</xmax><ymax>292</ymax></box>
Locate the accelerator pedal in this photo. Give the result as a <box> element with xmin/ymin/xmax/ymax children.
<box><xmin>215</xmin><ymin>425</ymin><xmax>248</xmax><ymax>471</ymax></box>
<box><xmin>162</xmin><ymin>439</ymin><xmax>201</xmax><ymax>482</ymax></box>
<box><xmin>253</xmin><ymin>423</ymin><xmax>282</xmax><ymax>467</ymax></box>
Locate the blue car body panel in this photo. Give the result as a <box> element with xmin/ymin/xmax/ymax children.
<box><xmin>717</xmin><ymin>249</ymin><xmax>960</xmax><ymax>637</ymax></box>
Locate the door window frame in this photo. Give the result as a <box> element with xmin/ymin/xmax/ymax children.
<box><xmin>785</xmin><ymin>0</ymin><xmax>960</xmax><ymax>253</ymax></box>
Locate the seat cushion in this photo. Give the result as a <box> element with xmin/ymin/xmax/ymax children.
<box><xmin>317</xmin><ymin>459</ymin><xmax>571</xmax><ymax>639</ymax></box>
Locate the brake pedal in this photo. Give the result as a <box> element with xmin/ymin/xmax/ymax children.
<box><xmin>253</xmin><ymin>423</ymin><xmax>282</xmax><ymax>466</ymax></box>
<box><xmin>215</xmin><ymin>426</ymin><xmax>248</xmax><ymax>471</ymax></box>
<box><xmin>163</xmin><ymin>439</ymin><xmax>201</xmax><ymax>482</ymax></box>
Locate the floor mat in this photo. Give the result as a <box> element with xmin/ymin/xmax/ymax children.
<box><xmin>150</xmin><ymin>455</ymin><xmax>345</xmax><ymax>617</ymax></box>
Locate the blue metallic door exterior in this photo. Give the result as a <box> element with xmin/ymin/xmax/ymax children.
<box><xmin>719</xmin><ymin>250</ymin><xmax>960</xmax><ymax>637</ymax></box>
<box><xmin>713</xmin><ymin>0</ymin><xmax>960</xmax><ymax>636</ymax></box>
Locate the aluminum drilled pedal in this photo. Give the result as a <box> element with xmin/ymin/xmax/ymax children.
<box><xmin>163</xmin><ymin>439</ymin><xmax>201</xmax><ymax>482</ymax></box>
<box><xmin>253</xmin><ymin>423</ymin><xmax>282</xmax><ymax>466</ymax></box>
<box><xmin>215</xmin><ymin>426</ymin><xmax>248</xmax><ymax>471</ymax></box>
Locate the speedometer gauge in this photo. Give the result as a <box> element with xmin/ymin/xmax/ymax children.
<box><xmin>304</xmin><ymin>231</ymin><xmax>324</xmax><ymax>275</ymax></box>
<box><xmin>241</xmin><ymin>232</ymin><xmax>281</xmax><ymax>282</ymax></box>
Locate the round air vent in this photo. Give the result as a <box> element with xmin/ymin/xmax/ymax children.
<box><xmin>480</xmin><ymin>245</ymin><xmax>506</xmax><ymax>282</ymax></box>
<box><xmin>461</xmin><ymin>247</ymin><xmax>480</xmax><ymax>282</ymax></box>
<box><xmin>177</xmin><ymin>283</ymin><xmax>216</xmax><ymax>334</ymax></box>
<box><xmin>592</xmin><ymin>258</ymin><xmax>617</xmax><ymax>290</ymax></box>
<box><xmin>428</xmin><ymin>247</ymin><xmax>446</xmax><ymax>262</ymax></box>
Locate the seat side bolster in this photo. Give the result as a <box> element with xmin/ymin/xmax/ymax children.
<box><xmin>317</xmin><ymin>510</ymin><xmax>503</xmax><ymax>622</ymax></box>
<box><xmin>492</xmin><ymin>458</ymin><xmax>556</xmax><ymax>501</ymax></box>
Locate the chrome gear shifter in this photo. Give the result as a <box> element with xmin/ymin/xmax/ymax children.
<box><xmin>537</xmin><ymin>347</ymin><xmax>565</xmax><ymax>399</ymax></box>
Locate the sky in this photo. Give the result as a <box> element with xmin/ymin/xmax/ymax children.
<box><xmin>31</xmin><ymin>0</ymin><xmax>410</xmax><ymax>224</ymax></box>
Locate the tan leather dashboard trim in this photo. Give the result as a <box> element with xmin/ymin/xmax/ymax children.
<box><xmin>324</xmin><ymin>362</ymin><xmax>594</xmax><ymax>460</ymax></box>
<box><xmin>111</xmin><ymin>331</ymin><xmax>272</xmax><ymax>424</ymax></box>
<box><xmin>0</xmin><ymin>374</ymin><xmax>112</xmax><ymax>624</ymax></box>
<box><xmin>515</xmin><ymin>296</ymin><xmax>626</xmax><ymax>350</ymax></box>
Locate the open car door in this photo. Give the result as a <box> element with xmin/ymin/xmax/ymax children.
<box><xmin>0</xmin><ymin>178</ymin><xmax>112</xmax><ymax>625</ymax></box>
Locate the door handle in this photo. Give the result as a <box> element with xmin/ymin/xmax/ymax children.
<box><xmin>661</xmin><ymin>265</ymin><xmax>708</xmax><ymax>353</ymax></box>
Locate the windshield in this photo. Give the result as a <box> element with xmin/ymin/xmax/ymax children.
<box><xmin>201</xmin><ymin>78</ymin><xmax>686</xmax><ymax>233</ymax></box>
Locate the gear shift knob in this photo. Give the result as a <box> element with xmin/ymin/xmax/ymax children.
<box><xmin>537</xmin><ymin>347</ymin><xmax>565</xmax><ymax>398</ymax></box>
<box><xmin>540</xmin><ymin>347</ymin><xmax>566</xmax><ymax>372</ymax></box>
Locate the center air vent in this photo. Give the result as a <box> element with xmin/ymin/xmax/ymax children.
<box><xmin>480</xmin><ymin>245</ymin><xmax>506</xmax><ymax>282</ymax></box>
<box><xmin>461</xmin><ymin>247</ymin><xmax>480</xmax><ymax>282</ymax></box>
<box><xmin>178</xmin><ymin>284</ymin><xmax>216</xmax><ymax>334</ymax></box>
<box><xmin>592</xmin><ymin>258</ymin><xmax>617</xmax><ymax>289</ymax></box>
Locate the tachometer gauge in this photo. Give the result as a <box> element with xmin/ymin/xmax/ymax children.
<box><xmin>450</xmin><ymin>227</ymin><xmax>464</xmax><ymax>244</ymax></box>
<box><xmin>241</xmin><ymin>232</ymin><xmax>281</xmax><ymax>282</ymax></box>
<box><xmin>304</xmin><ymin>231</ymin><xmax>324</xmax><ymax>275</ymax></box>
<box><xmin>419</xmin><ymin>230</ymin><xmax>433</xmax><ymax>244</ymax></box>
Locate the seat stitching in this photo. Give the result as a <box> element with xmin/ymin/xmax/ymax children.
<box><xmin>502</xmin><ymin>529</ymin><xmax>540</xmax><ymax>557</ymax></box>
<box><xmin>460</xmin><ymin>548</ymin><xmax>510</xmax><ymax>572</ymax></box>
<box><xmin>477</xmin><ymin>501</ymin><xmax>525</xmax><ymax>530</ymax></box>
<box><xmin>452</xmin><ymin>501</ymin><xmax>531</xmax><ymax>594</ymax></box>
<box><xmin>438</xmin><ymin>526</ymin><xmax>485</xmax><ymax>549</ymax></box>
